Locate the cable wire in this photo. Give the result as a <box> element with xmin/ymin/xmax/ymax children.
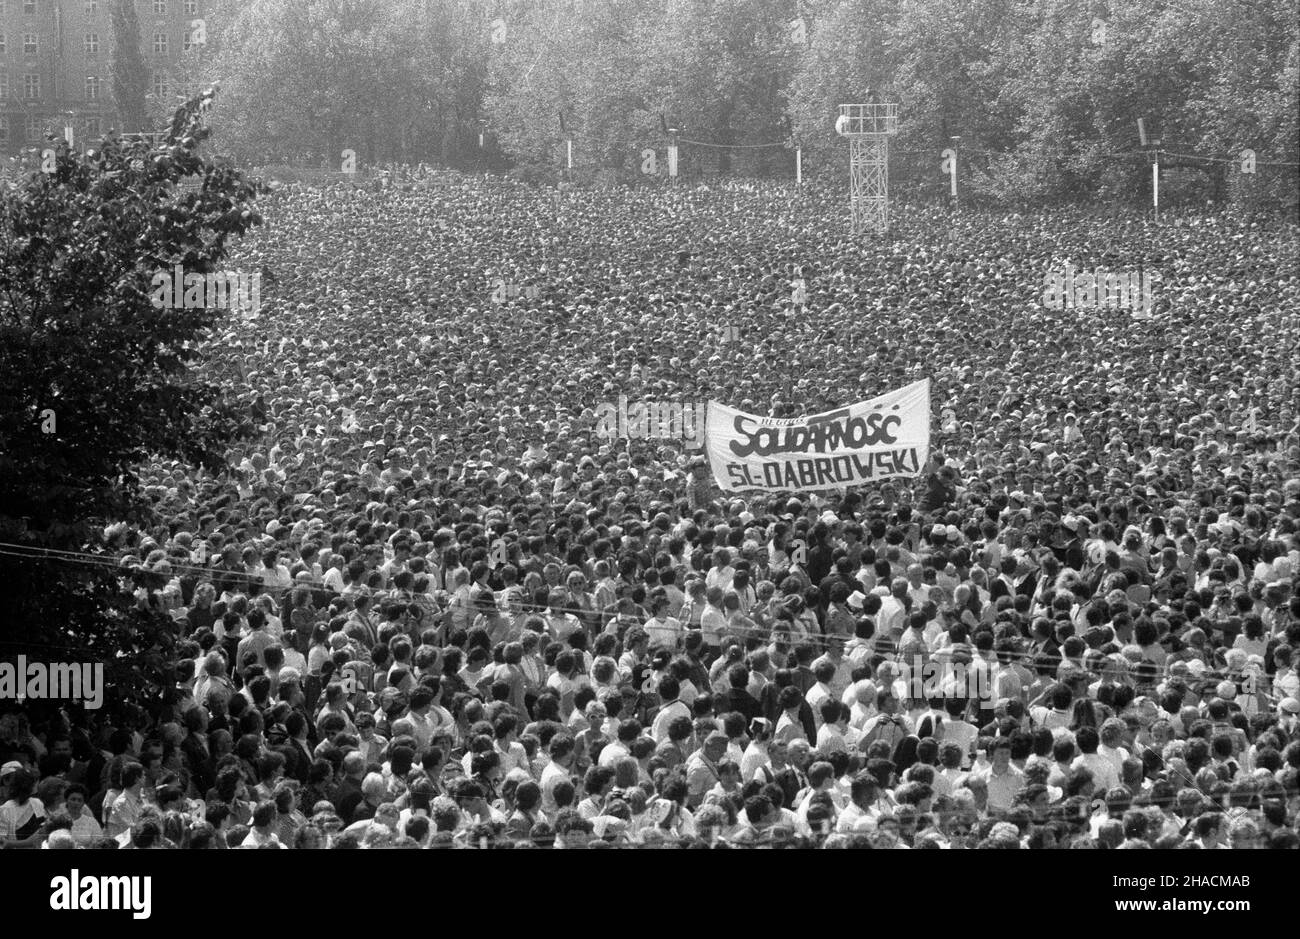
<box><xmin>0</xmin><ymin>540</ymin><xmax>1290</xmax><ymax>694</ymax></box>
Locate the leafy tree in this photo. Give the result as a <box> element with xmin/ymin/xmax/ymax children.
<box><xmin>486</xmin><ymin>0</ymin><xmax>643</xmax><ymax>178</ymax></box>
<box><xmin>110</xmin><ymin>0</ymin><xmax>151</xmax><ymax>134</ymax></box>
<box><xmin>0</xmin><ymin>90</ymin><xmax>261</xmax><ymax>706</ymax></box>
<box><xmin>211</xmin><ymin>0</ymin><xmax>486</xmax><ymax>166</ymax></box>
<box><xmin>485</xmin><ymin>0</ymin><xmax>799</xmax><ymax>181</ymax></box>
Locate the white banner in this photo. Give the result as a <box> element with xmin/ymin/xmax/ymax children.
<box><xmin>705</xmin><ymin>379</ymin><xmax>931</xmax><ymax>492</ymax></box>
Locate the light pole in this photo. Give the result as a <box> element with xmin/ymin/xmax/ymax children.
<box><xmin>559</xmin><ymin>109</ymin><xmax>573</xmax><ymax>181</ymax></box>
<box><xmin>660</xmin><ymin>115</ymin><xmax>680</xmax><ymax>181</ymax></box>
<box><xmin>949</xmin><ymin>135</ymin><xmax>960</xmax><ymax>210</ymax></box>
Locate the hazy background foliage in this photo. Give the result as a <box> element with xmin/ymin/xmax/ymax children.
<box><xmin>151</xmin><ymin>0</ymin><xmax>1300</xmax><ymax>205</ymax></box>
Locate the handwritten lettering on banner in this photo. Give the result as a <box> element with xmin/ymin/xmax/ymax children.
<box><xmin>705</xmin><ymin>379</ymin><xmax>931</xmax><ymax>493</ymax></box>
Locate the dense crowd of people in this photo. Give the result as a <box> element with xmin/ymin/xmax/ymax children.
<box><xmin>2</xmin><ymin>172</ymin><xmax>1299</xmax><ymax>850</ymax></box>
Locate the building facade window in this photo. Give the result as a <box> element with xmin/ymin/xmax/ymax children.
<box><xmin>0</xmin><ymin>74</ymin><xmax>7</xmax><ymax>100</ymax></box>
<box><xmin>153</xmin><ymin>32</ymin><xmax>168</xmax><ymax>55</ymax></box>
<box><xmin>86</xmin><ymin>1</ymin><xmax>98</xmax><ymax>13</ymax></box>
<box><xmin>86</xmin><ymin>117</ymin><xmax>100</xmax><ymax>138</ymax></box>
<box><xmin>25</xmin><ymin>0</ymin><xmax>38</xmax><ymax>16</ymax></box>
<box><xmin>86</xmin><ymin>75</ymin><xmax>100</xmax><ymax>100</ymax></box>
<box><xmin>23</xmin><ymin>33</ymin><xmax>37</xmax><ymax>56</ymax></box>
<box><xmin>184</xmin><ymin>0</ymin><xmax>198</xmax><ymax>14</ymax></box>
<box><xmin>23</xmin><ymin>73</ymin><xmax>39</xmax><ymax>99</ymax></box>
<box><xmin>25</xmin><ymin>116</ymin><xmax>41</xmax><ymax>141</ymax></box>
<box><xmin>151</xmin><ymin>71</ymin><xmax>167</xmax><ymax>98</ymax></box>
<box><xmin>153</xmin><ymin>0</ymin><xmax>167</xmax><ymax>13</ymax></box>
<box><xmin>0</xmin><ymin>116</ymin><xmax>8</xmax><ymax>146</ymax></box>
<box><xmin>85</xmin><ymin>33</ymin><xmax>99</xmax><ymax>56</ymax></box>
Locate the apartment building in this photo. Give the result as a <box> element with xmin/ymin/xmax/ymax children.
<box><xmin>0</xmin><ymin>0</ymin><xmax>206</xmax><ymax>153</ymax></box>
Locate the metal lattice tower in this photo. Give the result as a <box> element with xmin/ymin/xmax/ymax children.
<box><xmin>837</xmin><ymin>103</ymin><xmax>898</xmax><ymax>235</ymax></box>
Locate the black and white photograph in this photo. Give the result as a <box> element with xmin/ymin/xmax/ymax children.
<box><xmin>0</xmin><ymin>0</ymin><xmax>1297</xmax><ymax>918</ymax></box>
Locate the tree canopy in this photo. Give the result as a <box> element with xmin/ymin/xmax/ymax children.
<box><xmin>191</xmin><ymin>0</ymin><xmax>1296</xmax><ymax>208</ymax></box>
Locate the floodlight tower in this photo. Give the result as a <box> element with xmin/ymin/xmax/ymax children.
<box><xmin>836</xmin><ymin>102</ymin><xmax>898</xmax><ymax>235</ymax></box>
